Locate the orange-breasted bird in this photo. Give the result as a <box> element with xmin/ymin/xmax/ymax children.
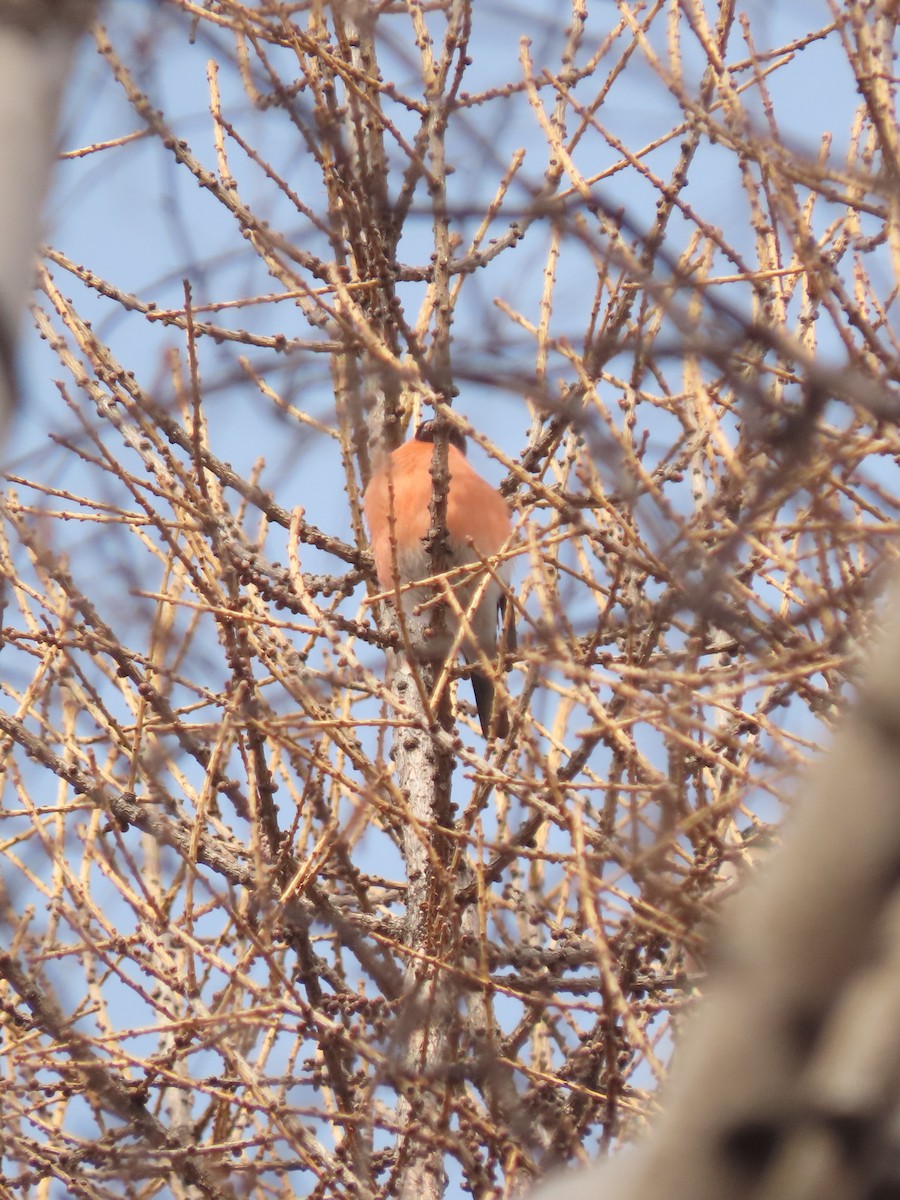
<box><xmin>364</xmin><ymin>420</ymin><xmax>514</xmax><ymax>737</ymax></box>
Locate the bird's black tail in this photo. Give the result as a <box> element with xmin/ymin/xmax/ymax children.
<box><xmin>472</xmin><ymin>670</ymin><xmax>508</xmax><ymax>739</ymax></box>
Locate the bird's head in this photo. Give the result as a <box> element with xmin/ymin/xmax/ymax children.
<box><xmin>415</xmin><ymin>419</ymin><xmax>467</xmax><ymax>456</ymax></box>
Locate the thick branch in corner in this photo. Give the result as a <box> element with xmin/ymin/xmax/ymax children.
<box><xmin>533</xmin><ymin>574</ymin><xmax>900</xmax><ymax>1200</ymax></box>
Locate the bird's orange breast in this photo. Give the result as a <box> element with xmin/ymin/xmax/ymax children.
<box><xmin>364</xmin><ymin>439</ymin><xmax>511</xmax><ymax>589</ymax></box>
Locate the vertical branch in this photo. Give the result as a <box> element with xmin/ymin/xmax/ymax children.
<box><xmin>0</xmin><ymin>0</ymin><xmax>95</xmax><ymax>431</ymax></box>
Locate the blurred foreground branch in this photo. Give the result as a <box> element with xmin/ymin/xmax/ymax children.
<box><xmin>0</xmin><ymin>0</ymin><xmax>95</xmax><ymax>429</ymax></box>
<box><xmin>535</xmin><ymin>575</ymin><xmax>900</xmax><ymax>1200</ymax></box>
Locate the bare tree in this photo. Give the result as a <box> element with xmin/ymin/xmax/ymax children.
<box><xmin>2</xmin><ymin>3</ymin><xmax>900</xmax><ymax>1199</ymax></box>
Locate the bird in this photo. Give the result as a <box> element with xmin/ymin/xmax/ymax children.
<box><xmin>363</xmin><ymin>419</ymin><xmax>514</xmax><ymax>737</ymax></box>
